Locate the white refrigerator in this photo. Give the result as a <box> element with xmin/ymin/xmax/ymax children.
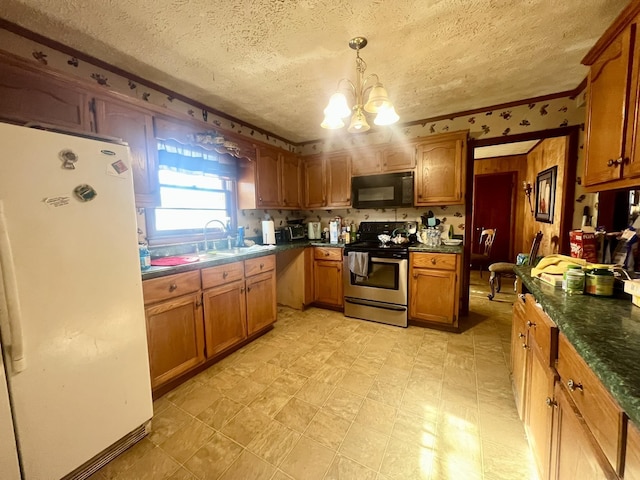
<box><xmin>0</xmin><ymin>123</ymin><xmax>153</xmax><ymax>479</ymax></box>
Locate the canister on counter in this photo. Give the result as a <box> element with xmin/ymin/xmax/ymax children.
<box><xmin>585</xmin><ymin>268</ymin><xmax>614</xmax><ymax>296</ymax></box>
<box><xmin>563</xmin><ymin>265</ymin><xmax>584</xmax><ymax>294</ymax></box>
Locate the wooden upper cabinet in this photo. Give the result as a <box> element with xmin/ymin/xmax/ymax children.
<box><xmin>351</xmin><ymin>147</ymin><xmax>381</xmax><ymax>176</ymax></box>
<box><xmin>326</xmin><ymin>152</ymin><xmax>352</xmax><ymax>207</ymax></box>
<box><xmin>255</xmin><ymin>145</ymin><xmax>282</xmax><ymax>208</ymax></box>
<box><xmin>303</xmin><ymin>155</ymin><xmax>326</xmax><ymax>208</ymax></box>
<box><xmin>583</xmin><ymin>25</ymin><xmax>633</xmax><ymax>186</ymax></box>
<box><xmin>381</xmin><ymin>143</ymin><xmax>416</xmax><ymax>171</ymax></box>
<box><xmin>94</xmin><ymin>98</ymin><xmax>159</xmax><ymax>207</ymax></box>
<box><xmin>415</xmin><ymin>131</ymin><xmax>467</xmax><ymax>205</ymax></box>
<box><xmin>281</xmin><ymin>151</ymin><xmax>301</xmax><ymax>208</ymax></box>
<box><xmin>0</xmin><ymin>57</ymin><xmax>92</xmax><ymax>131</ymax></box>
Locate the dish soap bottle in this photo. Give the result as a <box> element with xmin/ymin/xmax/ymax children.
<box><xmin>139</xmin><ymin>243</ymin><xmax>151</xmax><ymax>271</ymax></box>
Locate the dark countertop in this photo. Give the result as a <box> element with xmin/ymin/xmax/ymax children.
<box><xmin>409</xmin><ymin>244</ymin><xmax>463</xmax><ymax>254</ymax></box>
<box><xmin>142</xmin><ymin>241</ymin><xmax>343</xmax><ymax>280</ymax></box>
<box><xmin>515</xmin><ymin>266</ymin><xmax>640</xmax><ymax>427</ymax></box>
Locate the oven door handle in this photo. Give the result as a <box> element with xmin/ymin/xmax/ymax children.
<box><xmin>369</xmin><ymin>257</ymin><xmax>407</xmax><ymax>264</ymax></box>
<box><xmin>345</xmin><ymin>297</ymin><xmax>407</xmax><ymax>311</ymax></box>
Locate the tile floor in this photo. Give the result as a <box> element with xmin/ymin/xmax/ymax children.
<box><xmin>90</xmin><ymin>271</ymin><xmax>538</xmax><ymax>480</ymax></box>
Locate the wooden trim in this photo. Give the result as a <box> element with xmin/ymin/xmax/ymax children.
<box><xmin>0</xmin><ymin>20</ymin><xmax>292</xmax><ymax>146</ymax></box>
<box><xmin>582</xmin><ymin>0</ymin><xmax>640</xmax><ymax>65</ymax></box>
<box><xmin>469</xmin><ymin>126</ymin><xmax>581</xmax><ymax>148</ymax></box>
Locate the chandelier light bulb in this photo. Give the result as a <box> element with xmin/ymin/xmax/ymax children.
<box><xmin>324</xmin><ymin>93</ymin><xmax>351</xmax><ymax>119</ymax></box>
<box><xmin>374</xmin><ymin>105</ymin><xmax>400</xmax><ymax>126</ymax></box>
<box><xmin>321</xmin><ymin>114</ymin><xmax>345</xmax><ymax>130</ymax></box>
<box><xmin>364</xmin><ymin>83</ymin><xmax>392</xmax><ymax>113</ymax></box>
<box><xmin>347</xmin><ymin>108</ymin><xmax>370</xmax><ymax>133</ymax></box>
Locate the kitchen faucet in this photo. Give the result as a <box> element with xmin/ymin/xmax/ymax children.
<box><xmin>203</xmin><ymin>219</ymin><xmax>229</xmax><ymax>253</ymax></box>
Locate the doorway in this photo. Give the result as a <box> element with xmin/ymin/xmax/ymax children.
<box><xmin>472</xmin><ymin>172</ymin><xmax>516</xmax><ymax>263</ymax></box>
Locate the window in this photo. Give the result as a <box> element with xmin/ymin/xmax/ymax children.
<box><xmin>147</xmin><ymin>141</ymin><xmax>237</xmax><ymax>243</ymax></box>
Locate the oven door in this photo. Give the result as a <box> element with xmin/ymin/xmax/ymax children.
<box><xmin>343</xmin><ymin>256</ymin><xmax>408</xmax><ymax>305</ymax></box>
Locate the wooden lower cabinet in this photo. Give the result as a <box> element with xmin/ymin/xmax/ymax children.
<box><xmin>202</xmin><ymin>280</ymin><xmax>247</xmax><ymax>358</ymax></box>
<box><xmin>550</xmin><ymin>382</ymin><xmax>617</xmax><ymax>480</ymax></box>
<box><xmin>625</xmin><ymin>421</ymin><xmax>640</xmax><ymax>480</ymax></box>
<box><xmin>510</xmin><ymin>294</ymin><xmax>528</xmax><ymax>419</ymax></box>
<box><xmin>313</xmin><ymin>247</ymin><xmax>343</xmax><ymax>308</ymax></box>
<box><xmin>246</xmin><ymin>270</ymin><xmax>277</xmax><ymax>335</ymax></box>
<box><xmin>526</xmin><ymin>338</ymin><xmax>558</xmax><ymax>480</ymax></box>
<box><xmin>144</xmin><ymin>292</ymin><xmax>205</xmax><ymax>390</ymax></box>
<box><xmin>409</xmin><ymin>252</ymin><xmax>459</xmax><ymax>328</ymax></box>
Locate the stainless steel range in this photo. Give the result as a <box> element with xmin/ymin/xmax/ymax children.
<box><xmin>343</xmin><ymin>221</ymin><xmax>413</xmax><ymax>327</ymax></box>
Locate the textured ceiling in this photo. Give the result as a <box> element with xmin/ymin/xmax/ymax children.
<box><xmin>0</xmin><ymin>0</ymin><xmax>629</xmax><ymax>143</ymax></box>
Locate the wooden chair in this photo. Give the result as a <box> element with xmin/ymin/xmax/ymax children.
<box><xmin>470</xmin><ymin>228</ymin><xmax>496</xmax><ymax>278</ymax></box>
<box><xmin>487</xmin><ymin>231</ymin><xmax>543</xmax><ymax>300</ymax></box>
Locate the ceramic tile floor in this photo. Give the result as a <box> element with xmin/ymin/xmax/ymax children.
<box><xmin>90</xmin><ymin>271</ymin><xmax>538</xmax><ymax>480</ymax></box>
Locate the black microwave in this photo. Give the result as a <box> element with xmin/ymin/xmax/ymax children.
<box><xmin>351</xmin><ymin>171</ymin><xmax>414</xmax><ymax>209</ymax></box>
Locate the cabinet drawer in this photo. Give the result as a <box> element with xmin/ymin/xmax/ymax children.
<box><xmin>314</xmin><ymin>247</ymin><xmax>343</xmax><ymax>261</ymax></box>
<box><xmin>411</xmin><ymin>252</ymin><xmax>457</xmax><ymax>271</ymax></box>
<box><xmin>556</xmin><ymin>333</ymin><xmax>623</xmax><ymax>473</ymax></box>
<box><xmin>142</xmin><ymin>271</ymin><xmax>200</xmax><ymax>305</ymax></box>
<box><xmin>244</xmin><ymin>254</ymin><xmax>275</xmax><ymax>277</ymax></box>
<box><xmin>523</xmin><ymin>294</ymin><xmax>558</xmax><ymax>367</ymax></box>
<box><xmin>201</xmin><ymin>261</ymin><xmax>244</xmax><ymax>289</ymax></box>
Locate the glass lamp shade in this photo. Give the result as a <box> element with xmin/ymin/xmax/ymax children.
<box><xmin>324</xmin><ymin>92</ymin><xmax>351</xmax><ymax>119</ymax></box>
<box><xmin>321</xmin><ymin>114</ymin><xmax>345</xmax><ymax>130</ymax></box>
<box><xmin>364</xmin><ymin>83</ymin><xmax>392</xmax><ymax>113</ymax></box>
<box><xmin>347</xmin><ymin>108</ymin><xmax>370</xmax><ymax>133</ymax></box>
<box><xmin>374</xmin><ymin>105</ymin><xmax>399</xmax><ymax>126</ymax></box>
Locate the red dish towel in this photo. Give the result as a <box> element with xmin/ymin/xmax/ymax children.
<box><xmin>150</xmin><ymin>256</ymin><xmax>200</xmax><ymax>266</ymax></box>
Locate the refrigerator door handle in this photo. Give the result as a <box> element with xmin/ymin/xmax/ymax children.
<box><xmin>0</xmin><ymin>201</ymin><xmax>26</xmax><ymax>373</ymax></box>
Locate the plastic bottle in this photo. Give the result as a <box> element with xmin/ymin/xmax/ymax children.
<box><xmin>139</xmin><ymin>243</ymin><xmax>151</xmax><ymax>271</ymax></box>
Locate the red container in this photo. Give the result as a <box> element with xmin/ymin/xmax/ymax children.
<box><xmin>569</xmin><ymin>230</ymin><xmax>597</xmax><ymax>262</ymax></box>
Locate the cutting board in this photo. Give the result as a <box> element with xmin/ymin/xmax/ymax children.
<box><xmin>150</xmin><ymin>255</ymin><xmax>200</xmax><ymax>266</ymax></box>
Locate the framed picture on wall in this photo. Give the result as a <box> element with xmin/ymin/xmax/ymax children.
<box><xmin>535</xmin><ymin>166</ymin><xmax>557</xmax><ymax>223</ymax></box>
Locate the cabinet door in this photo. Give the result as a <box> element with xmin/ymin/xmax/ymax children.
<box><xmin>584</xmin><ymin>26</ymin><xmax>632</xmax><ymax>186</ymax></box>
<box><xmin>144</xmin><ymin>292</ymin><xmax>205</xmax><ymax>389</ymax></box>
<box><xmin>550</xmin><ymin>382</ymin><xmax>618</xmax><ymax>480</ymax></box>
<box><xmin>256</xmin><ymin>145</ymin><xmax>281</xmax><ymax>207</ymax></box>
<box><xmin>202</xmin><ymin>280</ymin><xmax>247</xmax><ymax>358</ymax></box>
<box><xmin>281</xmin><ymin>152</ymin><xmax>301</xmax><ymax>208</ymax></box>
<box><xmin>303</xmin><ymin>155</ymin><xmax>326</xmax><ymax>208</ymax></box>
<box><xmin>381</xmin><ymin>144</ymin><xmax>416</xmax><ymax>171</ymax></box>
<box><xmin>511</xmin><ymin>295</ymin><xmax>529</xmax><ymax>420</ymax></box>
<box><xmin>415</xmin><ymin>135</ymin><xmax>465</xmax><ymax>205</ymax></box>
<box><xmin>313</xmin><ymin>259</ymin><xmax>343</xmax><ymax>307</ymax></box>
<box><xmin>94</xmin><ymin>98</ymin><xmax>159</xmax><ymax>207</ymax></box>
<box><xmin>246</xmin><ymin>271</ymin><xmax>277</xmax><ymax>335</ymax></box>
<box><xmin>0</xmin><ymin>60</ymin><xmax>92</xmax><ymax>131</ymax></box>
<box><xmin>326</xmin><ymin>153</ymin><xmax>352</xmax><ymax>207</ymax></box>
<box><xmin>526</xmin><ymin>344</ymin><xmax>557</xmax><ymax>480</ymax></box>
<box><xmin>351</xmin><ymin>147</ymin><xmax>381</xmax><ymax>176</ymax></box>
<box><xmin>409</xmin><ymin>268</ymin><xmax>456</xmax><ymax>325</ymax></box>
<box><xmin>625</xmin><ymin>421</ymin><xmax>640</xmax><ymax>480</ymax></box>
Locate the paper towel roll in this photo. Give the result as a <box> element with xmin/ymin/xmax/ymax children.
<box><xmin>262</xmin><ymin>220</ymin><xmax>276</xmax><ymax>245</ymax></box>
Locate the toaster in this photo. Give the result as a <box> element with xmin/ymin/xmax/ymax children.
<box><xmin>283</xmin><ymin>224</ymin><xmax>306</xmax><ymax>241</ymax></box>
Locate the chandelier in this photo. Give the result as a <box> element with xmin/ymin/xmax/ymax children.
<box><xmin>321</xmin><ymin>37</ymin><xmax>399</xmax><ymax>133</ymax></box>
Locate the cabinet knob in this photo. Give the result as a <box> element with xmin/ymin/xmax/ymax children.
<box><xmin>526</xmin><ymin>320</ymin><xmax>536</xmax><ymax>328</ymax></box>
<box><xmin>259</xmin><ymin>196</ymin><xmax>263</xmax><ymax>202</ymax></box>
<box><xmin>260</xmin><ymin>263</ymin><xmax>264</xmax><ymax>269</ymax></box>
<box><xmin>607</xmin><ymin>157</ymin><xmax>626</xmax><ymax>167</ymax></box>
<box><xmin>196</xmin><ymin>298</ymin><xmax>202</xmax><ymax>307</ymax></box>
<box><xmin>169</xmin><ymin>283</ymin><xmax>177</xmax><ymax>292</ymax></box>
<box><xmin>240</xmin><ymin>286</ymin><xmax>245</xmax><ymax>293</ymax></box>
<box><xmin>567</xmin><ymin>379</ymin><xmax>583</xmax><ymax>392</ymax></box>
<box><xmin>430</xmin><ymin>258</ymin><xmax>436</xmax><ymax>265</ymax></box>
<box><xmin>518</xmin><ymin>294</ymin><xmax>526</xmax><ymax>302</ymax></box>
<box><xmin>521</xmin><ymin>343</ymin><xmax>528</xmax><ymax>350</ymax></box>
<box><xmin>247</xmin><ymin>286</ymin><xmax>251</xmax><ymax>292</ymax></box>
<box><xmin>518</xmin><ymin>333</ymin><xmax>525</xmax><ymax>339</ymax></box>
<box><xmin>325</xmin><ymin>252</ymin><xmax>330</xmax><ymax>256</ymax></box>
<box><xmin>545</xmin><ymin>397</ymin><xmax>557</xmax><ymax>408</ymax></box>
<box><xmin>223</xmin><ymin>271</ymin><xmax>228</xmax><ymax>278</ymax></box>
